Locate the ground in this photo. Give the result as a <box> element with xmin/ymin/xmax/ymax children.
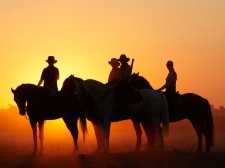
<box><xmin>0</xmin><ymin>151</ymin><xmax>225</xmax><ymax>168</ymax></box>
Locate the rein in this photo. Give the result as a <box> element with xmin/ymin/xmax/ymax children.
<box><xmin>24</xmin><ymin>112</ymin><xmax>29</xmax><ymax>120</ymax></box>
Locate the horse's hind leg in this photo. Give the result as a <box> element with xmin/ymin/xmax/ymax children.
<box><xmin>92</xmin><ymin>122</ymin><xmax>102</xmax><ymax>153</ymax></box>
<box><xmin>156</xmin><ymin>125</ymin><xmax>164</xmax><ymax>150</ymax></box>
<box><xmin>63</xmin><ymin>117</ymin><xmax>79</xmax><ymax>154</ymax></box>
<box><xmin>99</xmin><ymin>120</ymin><xmax>111</xmax><ymax>153</ymax></box>
<box><xmin>132</xmin><ymin>119</ymin><xmax>142</xmax><ymax>152</ymax></box>
<box><xmin>38</xmin><ymin>121</ymin><xmax>45</xmax><ymax>156</ymax></box>
<box><xmin>190</xmin><ymin>120</ymin><xmax>203</xmax><ymax>152</ymax></box>
<box><xmin>203</xmin><ymin>124</ymin><xmax>211</xmax><ymax>152</ymax></box>
<box><xmin>141</xmin><ymin>122</ymin><xmax>156</xmax><ymax>150</ymax></box>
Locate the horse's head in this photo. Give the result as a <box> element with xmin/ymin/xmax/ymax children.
<box><xmin>61</xmin><ymin>74</ymin><xmax>84</xmax><ymax>93</ymax></box>
<box><xmin>11</xmin><ymin>85</ymin><xmax>27</xmax><ymax>116</ymax></box>
<box><xmin>61</xmin><ymin>75</ymin><xmax>93</xmax><ymax>107</ymax></box>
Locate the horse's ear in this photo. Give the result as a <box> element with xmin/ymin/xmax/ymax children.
<box><xmin>137</xmin><ymin>72</ymin><xmax>139</xmax><ymax>75</ymax></box>
<box><xmin>11</xmin><ymin>88</ymin><xmax>15</xmax><ymax>93</ymax></box>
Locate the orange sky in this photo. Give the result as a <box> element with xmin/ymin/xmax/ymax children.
<box><xmin>1</xmin><ymin>0</ymin><xmax>225</xmax><ymax>110</ymax></box>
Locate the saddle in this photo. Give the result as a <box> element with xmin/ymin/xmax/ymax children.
<box><xmin>114</xmin><ymin>87</ymin><xmax>142</xmax><ymax>121</ymax></box>
<box><xmin>40</xmin><ymin>89</ymin><xmax>61</xmax><ymax>119</ymax></box>
<box><xmin>173</xmin><ymin>96</ymin><xmax>183</xmax><ymax>109</ymax></box>
<box><xmin>115</xmin><ymin>87</ymin><xmax>142</xmax><ymax>104</ymax></box>
<box><xmin>167</xmin><ymin>92</ymin><xmax>182</xmax><ymax>109</ymax></box>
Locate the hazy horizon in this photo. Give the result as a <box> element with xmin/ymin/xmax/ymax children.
<box><xmin>0</xmin><ymin>105</ymin><xmax>225</xmax><ymax>155</ymax></box>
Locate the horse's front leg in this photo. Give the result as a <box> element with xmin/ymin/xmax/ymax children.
<box><xmin>103</xmin><ymin>121</ymin><xmax>111</xmax><ymax>153</ymax></box>
<box><xmin>62</xmin><ymin>117</ymin><xmax>79</xmax><ymax>154</ymax></box>
<box><xmin>30</xmin><ymin>121</ymin><xmax>38</xmax><ymax>156</ymax></box>
<box><xmin>38</xmin><ymin>121</ymin><xmax>45</xmax><ymax>156</ymax></box>
<box><xmin>142</xmin><ymin>122</ymin><xmax>156</xmax><ymax>150</ymax></box>
<box><xmin>132</xmin><ymin>119</ymin><xmax>142</xmax><ymax>152</ymax></box>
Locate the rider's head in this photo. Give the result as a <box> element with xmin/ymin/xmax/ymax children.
<box><xmin>108</xmin><ymin>58</ymin><xmax>120</xmax><ymax>67</ymax></box>
<box><xmin>118</xmin><ymin>54</ymin><xmax>130</xmax><ymax>64</ymax></box>
<box><xmin>166</xmin><ymin>60</ymin><xmax>174</xmax><ymax>70</ymax></box>
<box><xmin>46</xmin><ymin>56</ymin><xmax>57</xmax><ymax>65</ymax></box>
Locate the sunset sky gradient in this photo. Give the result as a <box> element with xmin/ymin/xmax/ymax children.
<box><xmin>1</xmin><ymin>0</ymin><xmax>225</xmax><ymax>109</ymax></box>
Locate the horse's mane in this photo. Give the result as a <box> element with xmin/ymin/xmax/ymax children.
<box><xmin>61</xmin><ymin>75</ymin><xmax>83</xmax><ymax>92</ymax></box>
<box><xmin>16</xmin><ymin>83</ymin><xmax>39</xmax><ymax>92</ymax></box>
<box><xmin>131</xmin><ymin>73</ymin><xmax>154</xmax><ymax>90</ymax></box>
<box><xmin>62</xmin><ymin>75</ymin><xmax>110</xmax><ymax>96</ymax></box>
<box><xmin>15</xmin><ymin>83</ymin><xmax>48</xmax><ymax>99</ymax></box>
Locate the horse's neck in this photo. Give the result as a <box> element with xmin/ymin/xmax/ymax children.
<box><xmin>84</xmin><ymin>80</ymin><xmax>110</xmax><ymax>100</ymax></box>
<box><xmin>135</xmin><ymin>76</ymin><xmax>154</xmax><ymax>90</ymax></box>
<box><xmin>25</xmin><ymin>85</ymin><xmax>47</xmax><ymax>102</ymax></box>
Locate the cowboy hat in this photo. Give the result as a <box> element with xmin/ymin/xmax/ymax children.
<box><xmin>118</xmin><ymin>54</ymin><xmax>130</xmax><ymax>62</ymax></box>
<box><xmin>46</xmin><ymin>56</ymin><xmax>57</xmax><ymax>64</ymax></box>
<box><xmin>108</xmin><ymin>58</ymin><xmax>120</xmax><ymax>66</ymax></box>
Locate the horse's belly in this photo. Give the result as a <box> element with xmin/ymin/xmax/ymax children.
<box><xmin>127</xmin><ymin>102</ymin><xmax>144</xmax><ymax>118</ymax></box>
<box><xmin>28</xmin><ymin>109</ymin><xmax>61</xmax><ymax>120</ymax></box>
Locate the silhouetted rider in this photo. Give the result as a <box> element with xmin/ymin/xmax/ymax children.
<box><xmin>157</xmin><ymin>60</ymin><xmax>177</xmax><ymax>94</ymax></box>
<box><xmin>38</xmin><ymin>56</ymin><xmax>59</xmax><ymax>97</ymax></box>
<box><xmin>115</xmin><ymin>54</ymin><xmax>132</xmax><ymax>87</ymax></box>
<box><xmin>157</xmin><ymin>60</ymin><xmax>177</xmax><ymax>108</ymax></box>
<box><xmin>113</xmin><ymin>54</ymin><xmax>132</xmax><ymax>114</ymax></box>
<box><xmin>107</xmin><ymin>58</ymin><xmax>120</xmax><ymax>87</ymax></box>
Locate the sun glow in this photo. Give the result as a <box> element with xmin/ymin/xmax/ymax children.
<box><xmin>1</xmin><ymin>1</ymin><xmax>225</xmax><ymax>108</ymax></box>
<box><xmin>1</xmin><ymin>1</ymin><xmax>225</xmax><ymax>156</ymax></box>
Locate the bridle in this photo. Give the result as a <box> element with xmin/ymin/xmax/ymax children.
<box><xmin>17</xmin><ymin>103</ymin><xmax>26</xmax><ymax>116</ymax></box>
<box><xmin>15</xmin><ymin>96</ymin><xmax>27</xmax><ymax>116</ymax></box>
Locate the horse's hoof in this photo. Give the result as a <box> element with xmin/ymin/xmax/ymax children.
<box><xmin>71</xmin><ymin>150</ymin><xmax>79</xmax><ymax>155</ymax></box>
<box><xmin>134</xmin><ymin>148</ymin><xmax>141</xmax><ymax>153</ymax></box>
<box><xmin>205</xmin><ymin>149</ymin><xmax>210</xmax><ymax>152</ymax></box>
<box><xmin>38</xmin><ymin>152</ymin><xmax>44</xmax><ymax>157</ymax></box>
<box><xmin>103</xmin><ymin>150</ymin><xmax>110</xmax><ymax>154</ymax></box>
<box><xmin>30</xmin><ymin>152</ymin><xmax>38</xmax><ymax>157</ymax></box>
<box><xmin>94</xmin><ymin>149</ymin><xmax>101</xmax><ymax>154</ymax></box>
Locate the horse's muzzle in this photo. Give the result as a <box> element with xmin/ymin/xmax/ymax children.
<box><xmin>18</xmin><ymin>106</ymin><xmax>26</xmax><ymax>116</ymax></box>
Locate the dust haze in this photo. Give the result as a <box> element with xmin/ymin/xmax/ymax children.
<box><xmin>1</xmin><ymin>105</ymin><xmax>225</xmax><ymax>156</ymax></box>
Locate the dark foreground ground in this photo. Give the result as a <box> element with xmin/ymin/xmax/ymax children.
<box><xmin>0</xmin><ymin>151</ymin><xmax>225</xmax><ymax>168</ymax></box>
<box><xmin>1</xmin><ymin>108</ymin><xmax>225</xmax><ymax>168</ymax></box>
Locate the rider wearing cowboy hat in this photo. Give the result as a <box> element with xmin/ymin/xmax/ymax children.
<box><xmin>114</xmin><ymin>54</ymin><xmax>132</xmax><ymax>115</ymax></box>
<box><xmin>115</xmin><ymin>54</ymin><xmax>132</xmax><ymax>87</ymax></box>
<box><xmin>107</xmin><ymin>58</ymin><xmax>120</xmax><ymax>87</ymax></box>
<box><xmin>38</xmin><ymin>56</ymin><xmax>60</xmax><ymax>94</ymax></box>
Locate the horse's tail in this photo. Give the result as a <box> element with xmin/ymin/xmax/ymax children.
<box><xmin>79</xmin><ymin>110</ymin><xmax>88</xmax><ymax>142</ymax></box>
<box><xmin>159</xmin><ymin>92</ymin><xmax>169</xmax><ymax>137</ymax></box>
<box><xmin>204</xmin><ymin>99</ymin><xmax>214</xmax><ymax>147</ymax></box>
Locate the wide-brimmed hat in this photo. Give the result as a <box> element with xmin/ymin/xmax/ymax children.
<box><xmin>108</xmin><ymin>58</ymin><xmax>120</xmax><ymax>66</ymax></box>
<box><xmin>118</xmin><ymin>54</ymin><xmax>130</xmax><ymax>62</ymax></box>
<box><xmin>46</xmin><ymin>56</ymin><xmax>57</xmax><ymax>64</ymax></box>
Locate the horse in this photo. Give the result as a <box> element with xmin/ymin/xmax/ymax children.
<box><xmin>131</xmin><ymin>72</ymin><xmax>214</xmax><ymax>152</ymax></box>
<box><xmin>11</xmin><ymin>82</ymin><xmax>87</xmax><ymax>156</ymax></box>
<box><xmin>64</xmin><ymin>75</ymin><xmax>169</xmax><ymax>152</ymax></box>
